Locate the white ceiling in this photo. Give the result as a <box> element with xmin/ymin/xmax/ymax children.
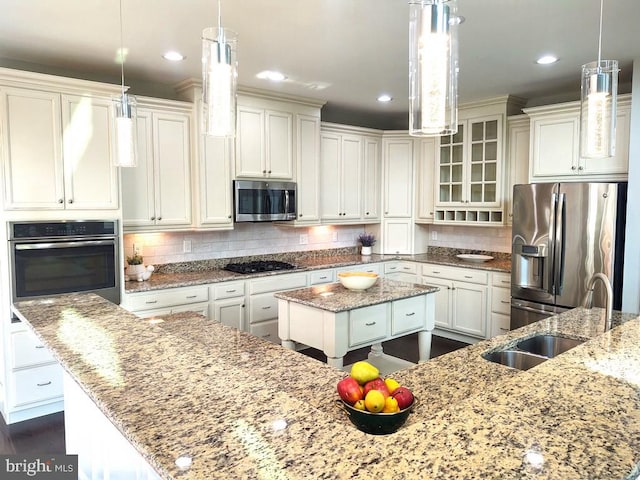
<box><xmin>1</xmin><ymin>0</ymin><xmax>639</xmax><ymax>129</ymax></box>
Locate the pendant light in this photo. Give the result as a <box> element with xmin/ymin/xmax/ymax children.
<box><xmin>409</xmin><ymin>0</ymin><xmax>459</xmax><ymax>137</ymax></box>
<box><xmin>202</xmin><ymin>0</ymin><xmax>238</xmax><ymax>137</ymax></box>
<box><xmin>579</xmin><ymin>0</ymin><xmax>618</xmax><ymax>159</ymax></box>
<box><xmin>112</xmin><ymin>0</ymin><xmax>138</xmax><ymax>168</ymax></box>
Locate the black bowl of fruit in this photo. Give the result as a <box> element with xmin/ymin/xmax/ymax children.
<box><xmin>336</xmin><ymin>361</ymin><xmax>416</xmax><ymax>435</ymax></box>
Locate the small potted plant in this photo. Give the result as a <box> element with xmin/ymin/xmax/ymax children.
<box><xmin>357</xmin><ymin>232</ymin><xmax>376</xmax><ymax>256</ymax></box>
<box><xmin>126</xmin><ymin>246</ymin><xmax>146</xmax><ymax>281</ymax></box>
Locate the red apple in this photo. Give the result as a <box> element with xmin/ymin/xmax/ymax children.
<box><xmin>363</xmin><ymin>378</ymin><xmax>390</xmax><ymax>398</ymax></box>
<box><xmin>392</xmin><ymin>386</ymin><xmax>414</xmax><ymax>410</ymax></box>
<box><xmin>337</xmin><ymin>377</ymin><xmax>363</xmax><ymax>405</ymax></box>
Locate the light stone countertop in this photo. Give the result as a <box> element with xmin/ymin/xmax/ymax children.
<box><xmin>12</xmin><ymin>293</ymin><xmax>640</xmax><ymax>479</ymax></box>
<box><xmin>273</xmin><ymin>278</ymin><xmax>439</xmax><ymax>312</ymax></box>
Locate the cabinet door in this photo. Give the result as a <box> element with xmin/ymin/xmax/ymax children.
<box><xmin>340</xmin><ymin>135</ymin><xmax>363</xmax><ymax>220</ymax></box>
<box><xmin>437</xmin><ymin>123</ymin><xmax>465</xmax><ymax>205</ymax></box>
<box><xmin>295</xmin><ymin>114</ymin><xmax>321</xmax><ymax>223</ymax></box>
<box><xmin>452</xmin><ymin>282</ymin><xmax>487</xmax><ymax>337</ymax></box>
<box><xmin>122</xmin><ymin>110</ymin><xmax>156</xmax><ymax>227</ymax></box>
<box><xmin>319</xmin><ymin>133</ymin><xmax>343</xmax><ymax>221</ymax></box>
<box><xmin>199</xmin><ymin>135</ymin><xmax>233</xmax><ymax>227</ymax></box>
<box><xmin>416</xmin><ymin>138</ymin><xmax>436</xmax><ymax>222</ymax></box>
<box><xmin>362</xmin><ymin>136</ymin><xmax>381</xmax><ymax>221</ymax></box>
<box><xmin>383</xmin><ymin>138</ymin><xmax>413</xmax><ymax>217</ymax></box>
<box><xmin>505</xmin><ymin>117</ymin><xmax>530</xmax><ymax>225</ymax></box>
<box><xmin>235</xmin><ymin>106</ymin><xmax>265</xmax><ymax>177</ymax></box>
<box><xmin>422</xmin><ymin>277</ymin><xmax>452</xmax><ymax>329</ymax></box>
<box><xmin>530</xmin><ymin>113</ymin><xmax>579</xmax><ymax>178</ymax></box>
<box><xmin>581</xmin><ymin>104</ymin><xmax>631</xmax><ymax>176</ymax></box>
<box><xmin>1</xmin><ymin>88</ymin><xmax>64</xmax><ymax>209</ymax></box>
<box><xmin>61</xmin><ymin>95</ymin><xmax>118</xmax><ymax>209</ymax></box>
<box><xmin>213</xmin><ymin>297</ymin><xmax>245</xmax><ymax>330</ymax></box>
<box><xmin>467</xmin><ymin>116</ymin><xmax>501</xmax><ymax>206</ymax></box>
<box><xmin>382</xmin><ymin>218</ymin><xmax>412</xmax><ymax>254</ymax></box>
<box><xmin>153</xmin><ymin>111</ymin><xmax>192</xmax><ymax>226</ymax></box>
<box><xmin>265</xmin><ymin>110</ymin><xmax>293</xmax><ymax>178</ymax></box>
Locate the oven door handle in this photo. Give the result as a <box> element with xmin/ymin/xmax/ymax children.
<box><xmin>14</xmin><ymin>240</ymin><xmax>116</xmax><ymax>250</ymax></box>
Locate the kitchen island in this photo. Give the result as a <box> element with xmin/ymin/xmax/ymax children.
<box><xmin>12</xmin><ymin>293</ymin><xmax>640</xmax><ymax>479</ymax></box>
<box><xmin>275</xmin><ymin>278</ymin><xmax>438</xmax><ymax>369</ymax></box>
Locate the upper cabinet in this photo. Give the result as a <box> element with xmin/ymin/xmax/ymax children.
<box><xmin>504</xmin><ymin>115</ymin><xmax>530</xmax><ymax>225</ymax></box>
<box><xmin>415</xmin><ymin>137</ymin><xmax>437</xmax><ymax>223</ymax></box>
<box><xmin>122</xmin><ymin>99</ymin><xmax>192</xmax><ymax>230</ymax></box>
<box><xmin>382</xmin><ymin>136</ymin><xmax>414</xmax><ymax>218</ymax></box>
<box><xmin>1</xmin><ymin>86</ymin><xmax>118</xmax><ymax>211</ymax></box>
<box><xmin>525</xmin><ymin>94</ymin><xmax>631</xmax><ymax>182</ymax></box>
<box><xmin>292</xmin><ymin>113</ymin><xmax>322</xmax><ymax>225</ymax></box>
<box><xmin>235</xmin><ymin>96</ymin><xmax>293</xmax><ymax>180</ymax></box>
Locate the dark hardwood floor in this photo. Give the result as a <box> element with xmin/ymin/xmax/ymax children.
<box><xmin>0</xmin><ymin>334</ymin><xmax>467</xmax><ymax>455</ymax></box>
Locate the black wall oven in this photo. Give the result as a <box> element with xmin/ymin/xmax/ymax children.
<box><xmin>9</xmin><ymin>220</ymin><xmax>120</xmax><ymax>305</ymax></box>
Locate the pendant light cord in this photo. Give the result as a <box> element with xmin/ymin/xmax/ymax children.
<box><xmin>119</xmin><ymin>0</ymin><xmax>126</xmax><ymax>97</ymax></box>
<box><xmin>218</xmin><ymin>0</ymin><xmax>222</xmax><ymax>29</ymax></box>
<box><xmin>597</xmin><ymin>0</ymin><xmax>604</xmax><ymax>66</ymax></box>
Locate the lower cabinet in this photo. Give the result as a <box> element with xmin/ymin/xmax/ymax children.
<box><xmin>211</xmin><ymin>281</ymin><xmax>245</xmax><ymax>330</ymax></box>
<box><xmin>490</xmin><ymin>272</ymin><xmax>511</xmax><ymax>337</ymax></box>
<box><xmin>421</xmin><ymin>264</ymin><xmax>489</xmax><ymax>340</ymax></box>
<box><xmin>122</xmin><ymin>285</ymin><xmax>210</xmax><ymax>319</ymax></box>
<box><xmin>384</xmin><ymin>261</ymin><xmax>418</xmax><ymax>283</ymax></box>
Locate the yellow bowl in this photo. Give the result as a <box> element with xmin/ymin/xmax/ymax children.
<box><xmin>337</xmin><ymin>272</ymin><xmax>378</xmax><ymax>291</ymax></box>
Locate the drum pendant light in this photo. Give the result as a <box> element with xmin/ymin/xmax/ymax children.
<box><xmin>409</xmin><ymin>0</ymin><xmax>459</xmax><ymax>137</ymax></box>
<box><xmin>112</xmin><ymin>0</ymin><xmax>138</xmax><ymax>167</ymax></box>
<box><xmin>579</xmin><ymin>0</ymin><xmax>618</xmax><ymax>159</ymax></box>
<box><xmin>202</xmin><ymin>0</ymin><xmax>238</xmax><ymax>137</ymax></box>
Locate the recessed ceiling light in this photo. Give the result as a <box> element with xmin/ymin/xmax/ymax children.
<box><xmin>377</xmin><ymin>94</ymin><xmax>393</xmax><ymax>102</ymax></box>
<box><xmin>536</xmin><ymin>55</ymin><xmax>558</xmax><ymax>65</ymax></box>
<box><xmin>256</xmin><ymin>70</ymin><xmax>287</xmax><ymax>82</ymax></box>
<box><xmin>163</xmin><ymin>51</ymin><xmax>185</xmax><ymax>61</ymax></box>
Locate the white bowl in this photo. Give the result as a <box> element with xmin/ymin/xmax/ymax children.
<box><xmin>337</xmin><ymin>272</ymin><xmax>378</xmax><ymax>291</ymax></box>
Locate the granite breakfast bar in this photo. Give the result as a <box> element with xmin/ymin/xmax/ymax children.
<box><xmin>11</xmin><ymin>293</ymin><xmax>640</xmax><ymax>479</ymax></box>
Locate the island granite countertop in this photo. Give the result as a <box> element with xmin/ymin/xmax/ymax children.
<box><xmin>12</xmin><ymin>294</ymin><xmax>640</xmax><ymax>479</ymax></box>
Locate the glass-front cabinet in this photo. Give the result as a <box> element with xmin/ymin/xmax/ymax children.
<box><xmin>435</xmin><ymin>114</ymin><xmax>504</xmax><ymax>225</ymax></box>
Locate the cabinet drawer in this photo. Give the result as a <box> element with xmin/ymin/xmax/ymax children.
<box><xmin>248</xmin><ymin>292</ymin><xmax>278</xmax><ymax>324</ymax></box>
<box><xmin>309</xmin><ymin>269</ymin><xmax>335</xmax><ymax>285</ymax></box>
<box><xmin>250</xmin><ymin>320</ymin><xmax>280</xmax><ymax>344</ymax></box>
<box><xmin>491</xmin><ymin>272</ymin><xmax>511</xmax><ymax>288</ymax></box>
<box><xmin>11</xmin><ymin>330</ymin><xmax>55</xmax><ymax>369</ymax></box>
<box><xmin>491</xmin><ymin>312</ymin><xmax>511</xmax><ymax>337</ymax></box>
<box><xmin>491</xmin><ymin>287</ymin><xmax>511</xmax><ymax>315</ymax></box>
<box><xmin>124</xmin><ymin>286</ymin><xmax>209</xmax><ymax>311</ymax></box>
<box><xmin>249</xmin><ymin>273</ymin><xmax>307</xmax><ymax>295</ymax></box>
<box><xmin>392</xmin><ymin>296</ymin><xmax>426</xmax><ymax>335</ymax></box>
<box><xmin>421</xmin><ymin>264</ymin><xmax>488</xmax><ymax>284</ymax></box>
<box><xmin>349</xmin><ymin>304</ymin><xmax>388</xmax><ymax>347</ymax></box>
<box><xmin>213</xmin><ymin>281</ymin><xmax>245</xmax><ymax>299</ymax></box>
<box><xmin>10</xmin><ymin>363</ymin><xmax>63</xmax><ymax>408</ymax></box>
<box><xmin>385</xmin><ymin>262</ymin><xmax>417</xmax><ymax>275</ymax></box>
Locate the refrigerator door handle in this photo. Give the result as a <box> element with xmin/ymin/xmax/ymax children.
<box><xmin>553</xmin><ymin>192</ymin><xmax>566</xmax><ymax>295</ymax></box>
<box><xmin>548</xmin><ymin>192</ymin><xmax>558</xmax><ymax>295</ymax></box>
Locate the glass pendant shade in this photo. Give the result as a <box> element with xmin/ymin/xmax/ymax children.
<box><xmin>202</xmin><ymin>27</ymin><xmax>238</xmax><ymax>137</ymax></box>
<box><xmin>113</xmin><ymin>93</ymin><xmax>138</xmax><ymax>167</ymax></box>
<box><xmin>579</xmin><ymin>60</ymin><xmax>618</xmax><ymax>159</ymax></box>
<box><xmin>409</xmin><ymin>0</ymin><xmax>459</xmax><ymax>137</ymax></box>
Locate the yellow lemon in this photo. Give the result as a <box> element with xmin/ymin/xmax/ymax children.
<box><xmin>384</xmin><ymin>378</ymin><xmax>401</xmax><ymax>394</ymax></box>
<box><xmin>353</xmin><ymin>399</ymin><xmax>366</xmax><ymax>411</ymax></box>
<box><xmin>364</xmin><ymin>390</ymin><xmax>385</xmax><ymax>413</ymax></box>
<box><xmin>382</xmin><ymin>396</ymin><xmax>400</xmax><ymax>413</ymax></box>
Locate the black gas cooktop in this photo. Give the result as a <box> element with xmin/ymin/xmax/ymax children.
<box><xmin>224</xmin><ymin>260</ymin><xmax>297</xmax><ymax>274</ymax></box>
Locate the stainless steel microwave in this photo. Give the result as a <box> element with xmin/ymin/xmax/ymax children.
<box><xmin>234</xmin><ymin>180</ymin><xmax>296</xmax><ymax>222</ymax></box>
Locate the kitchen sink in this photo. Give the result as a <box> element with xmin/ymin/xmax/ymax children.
<box><xmin>515</xmin><ymin>334</ymin><xmax>585</xmax><ymax>358</ymax></box>
<box><xmin>481</xmin><ymin>350</ymin><xmax>548</xmax><ymax>371</ymax></box>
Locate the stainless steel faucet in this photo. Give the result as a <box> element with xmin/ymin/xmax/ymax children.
<box><xmin>584</xmin><ymin>272</ymin><xmax>613</xmax><ymax>330</ymax></box>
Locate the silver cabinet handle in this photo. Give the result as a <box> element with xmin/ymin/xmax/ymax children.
<box><xmin>365</xmin><ymin>321</ymin><xmax>376</xmax><ymax>326</ymax></box>
<box><xmin>262</xmin><ymin>306</ymin><xmax>272</xmax><ymax>310</ymax></box>
<box><xmin>68</xmin><ymin>199</ymin><xmax>74</xmax><ymax>204</ymax></box>
<box><xmin>262</xmin><ymin>333</ymin><xmax>271</xmax><ymax>338</ymax></box>
<box><xmin>186</xmin><ymin>295</ymin><xmax>197</xmax><ymax>299</ymax></box>
<box><xmin>499</xmin><ymin>327</ymin><xmax>509</xmax><ymax>332</ymax></box>
<box><xmin>35</xmin><ymin>345</ymin><xmax>45</xmax><ymax>349</ymax></box>
<box><xmin>500</xmin><ymin>300</ymin><xmax>510</xmax><ymax>304</ymax></box>
<box><xmin>58</xmin><ymin>199</ymin><xmax>64</xmax><ymax>204</ymax></box>
<box><xmin>319</xmin><ymin>276</ymin><xmax>328</xmax><ymax>280</ymax></box>
<box><xmin>405</xmin><ymin>312</ymin><xmax>415</xmax><ymax>316</ymax></box>
<box><xmin>501</xmin><ymin>280</ymin><xmax>510</xmax><ymax>284</ymax></box>
<box><xmin>37</xmin><ymin>381</ymin><xmax>52</xmax><ymax>387</ymax></box>
<box><xmin>464</xmin><ymin>275</ymin><xmax>473</xmax><ymax>279</ymax></box>
<box><xmin>226</xmin><ymin>289</ymin><xmax>237</xmax><ymax>293</ymax></box>
<box><xmin>145</xmin><ymin>300</ymin><xmax>158</xmax><ymax>304</ymax></box>
<box><xmin>433</xmin><ymin>271</ymin><xmax>441</xmax><ymax>274</ymax></box>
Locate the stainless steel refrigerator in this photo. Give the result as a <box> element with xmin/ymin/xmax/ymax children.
<box><xmin>510</xmin><ymin>182</ymin><xmax>627</xmax><ymax>329</ymax></box>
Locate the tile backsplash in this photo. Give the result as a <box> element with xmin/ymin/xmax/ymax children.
<box><xmin>426</xmin><ymin>224</ymin><xmax>512</xmax><ymax>253</ymax></box>
<box><xmin>123</xmin><ymin>224</ymin><xmax>365</xmax><ymax>266</ymax></box>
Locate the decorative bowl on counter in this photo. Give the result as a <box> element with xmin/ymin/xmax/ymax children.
<box><xmin>338</xmin><ymin>397</ymin><xmax>417</xmax><ymax>435</ymax></box>
<box><xmin>337</xmin><ymin>272</ymin><xmax>378</xmax><ymax>291</ymax></box>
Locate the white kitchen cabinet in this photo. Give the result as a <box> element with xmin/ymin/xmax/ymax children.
<box><xmin>384</xmin><ymin>261</ymin><xmax>418</xmax><ymax>283</ymax></box>
<box><xmin>505</xmin><ymin>115</ymin><xmax>530</xmax><ymax>225</ymax></box>
<box><xmin>122</xmin><ymin>285</ymin><xmax>209</xmax><ymax>318</ymax></box>
<box><xmin>382</xmin><ymin>136</ymin><xmax>414</xmax><ymax>218</ymax></box>
<box><xmin>309</xmin><ymin>269</ymin><xmax>336</xmax><ymax>285</ymax></box>
<box><xmin>235</xmin><ymin>105</ymin><xmax>293</xmax><ymax>179</ymax></box>
<box><xmin>421</xmin><ymin>263</ymin><xmax>489</xmax><ymax>340</ymax></box>
<box><xmin>293</xmin><ymin>114</ymin><xmax>322</xmax><ymax>224</ymax></box>
<box><xmin>197</xmin><ymin>134</ymin><xmax>233</xmax><ymax>229</ymax></box>
<box><xmin>416</xmin><ymin>137</ymin><xmax>437</xmax><ymax>223</ymax></box>
<box><xmin>122</xmin><ymin>101</ymin><xmax>192</xmax><ymax>230</ymax></box>
<box><xmin>1</xmin><ymin>87</ymin><xmax>118</xmax><ymax>210</ymax></box>
<box><xmin>362</xmin><ymin>136</ymin><xmax>381</xmax><ymax>221</ymax></box>
<box><xmin>490</xmin><ymin>272</ymin><xmax>511</xmax><ymax>337</ymax></box>
<box><xmin>526</xmin><ymin>94</ymin><xmax>631</xmax><ymax>181</ymax></box>
<box><xmin>212</xmin><ymin>280</ymin><xmax>246</xmax><ymax>330</ymax></box>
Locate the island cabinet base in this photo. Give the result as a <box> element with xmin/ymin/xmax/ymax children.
<box><xmin>64</xmin><ymin>372</ymin><xmax>162</xmax><ymax>480</ymax></box>
<box><xmin>278</xmin><ymin>293</ymin><xmax>435</xmax><ymax>371</ymax></box>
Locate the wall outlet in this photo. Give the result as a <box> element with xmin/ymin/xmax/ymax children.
<box><xmin>332</xmin><ymin>231</ymin><xmax>338</xmax><ymax>242</ymax></box>
<box><xmin>431</xmin><ymin>230</ymin><xmax>438</xmax><ymax>240</ymax></box>
<box><xmin>183</xmin><ymin>240</ymin><xmax>192</xmax><ymax>253</ymax></box>
<box><xmin>299</xmin><ymin>234</ymin><xmax>308</xmax><ymax>245</ymax></box>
